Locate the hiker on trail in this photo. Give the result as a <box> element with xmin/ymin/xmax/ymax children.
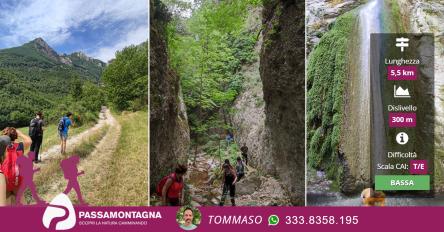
<box><xmin>59</xmin><ymin>112</ymin><xmax>74</xmax><ymax>154</ymax></box>
<box><xmin>0</xmin><ymin>127</ymin><xmax>32</xmax><ymax>206</ymax></box>
<box><xmin>219</xmin><ymin>159</ymin><xmax>237</xmax><ymax>206</ymax></box>
<box><xmin>225</xmin><ymin>131</ymin><xmax>234</xmax><ymax>146</ymax></box>
<box><xmin>158</xmin><ymin>164</ymin><xmax>188</xmax><ymax>206</ymax></box>
<box><xmin>240</xmin><ymin>143</ymin><xmax>248</xmax><ymax>166</ymax></box>
<box><xmin>235</xmin><ymin>157</ymin><xmax>245</xmax><ymax>181</ymax></box>
<box><xmin>29</xmin><ymin>111</ymin><xmax>44</xmax><ymax>163</ymax></box>
<box><xmin>15</xmin><ymin>151</ymin><xmax>46</xmax><ymax>206</ymax></box>
<box><xmin>61</xmin><ymin>155</ymin><xmax>87</xmax><ymax>205</ymax></box>
<box><xmin>0</xmin><ymin>132</ymin><xmax>11</xmax><ymax>206</ymax></box>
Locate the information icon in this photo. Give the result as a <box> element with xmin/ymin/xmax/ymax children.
<box><xmin>396</xmin><ymin>132</ymin><xmax>409</xmax><ymax>145</ymax></box>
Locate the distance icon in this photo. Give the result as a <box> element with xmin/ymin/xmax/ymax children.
<box><xmin>395</xmin><ymin>37</ymin><xmax>409</xmax><ymax>52</ymax></box>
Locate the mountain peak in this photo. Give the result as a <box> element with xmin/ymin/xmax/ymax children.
<box><xmin>32</xmin><ymin>37</ymin><xmax>47</xmax><ymax>46</ymax></box>
<box><xmin>28</xmin><ymin>37</ymin><xmax>59</xmax><ymax>62</ymax></box>
<box><xmin>66</xmin><ymin>51</ymin><xmax>106</xmax><ymax>67</ymax></box>
<box><xmin>71</xmin><ymin>51</ymin><xmax>88</xmax><ymax>59</ymax></box>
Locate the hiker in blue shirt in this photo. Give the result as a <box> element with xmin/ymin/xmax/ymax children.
<box><xmin>58</xmin><ymin>112</ymin><xmax>74</xmax><ymax>154</ymax></box>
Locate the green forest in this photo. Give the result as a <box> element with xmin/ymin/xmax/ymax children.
<box><xmin>163</xmin><ymin>0</ymin><xmax>261</xmax><ymax>149</ymax></box>
<box><xmin>0</xmin><ymin>38</ymin><xmax>148</xmax><ymax>129</ymax></box>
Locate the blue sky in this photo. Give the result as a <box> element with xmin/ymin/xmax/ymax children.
<box><xmin>0</xmin><ymin>0</ymin><xmax>148</xmax><ymax>62</ymax></box>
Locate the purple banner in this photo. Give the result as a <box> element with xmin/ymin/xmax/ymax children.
<box><xmin>0</xmin><ymin>206</ymin><xmax>443</xmax><ymax>231</ymax></box>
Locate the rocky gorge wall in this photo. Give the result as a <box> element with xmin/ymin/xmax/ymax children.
<box><xmin>231</xmin><ymin>7</ymin><xmax>270</xmax><ymax>177</ymax></box>
<box><xmin>233</xmin><ymin>0</ymin><xmax>306</xmax><ymax>205</ymax></box>
<box><xmin>395</xmin><ymin>0</ymin><xmax>444</xmax><ymax>192</ymax></box>
<box><xmin>149</xmin><ymin>0</ymin><xmax>190</xmax><ymax>193</ymax></box>
<box><xmin>259</xmin><ymin>0</ymin><xmax>305</xmax><ymax>205</ymax></box>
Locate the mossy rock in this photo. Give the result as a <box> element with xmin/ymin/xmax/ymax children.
<box><xmin>307</xmin><ymin>10</ymin><xmax>358</xmax><ymax>185</ymax></box>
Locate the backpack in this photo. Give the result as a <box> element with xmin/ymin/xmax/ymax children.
<box><xmin>1</xmin><ymin>143</ymin><xmax>24</xmax><ymax>191</ymax></box>
<box><xmin>236</xmin><ymin>162</ymin><xmax>244</xmax><ymax>175</ymax></box>
<box><xmin>156</xmin><ymin>173</ymin><xmax>177</xmax><ymax>197</ymax></box>
<box><xmin>57</xmin><ymin>117</ymin><xmax>65</xmax><ymax>132</ymax></box>
<box><xmin>29</xmin><ymin>118</ymin><xmax>42</xmax><ymax>137</ymax></box>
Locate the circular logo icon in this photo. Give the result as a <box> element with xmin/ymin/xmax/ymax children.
<box><xmin>396</xmin><ymin>132</ymin><xmax>409</xmax><ymax>145</ymax></box>
<box><xmin>268</xmin><ymin>215</ymin><xmax>280</xmax><ymax>226</ymax></box>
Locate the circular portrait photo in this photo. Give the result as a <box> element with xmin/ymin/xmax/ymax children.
<box><xmin>176</xmin><ymin>206</ymin><xmax>201</xmax><ymax>231</ymax></box>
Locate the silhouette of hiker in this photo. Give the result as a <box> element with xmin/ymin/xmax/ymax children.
<box><xmin>60</xmin><ymin>155</ymin><xmax>87</xmax><ymax>205</ymax></box>
<box><xmin>240</xmin><ymin>144</ymin><xmax>248</xmax><ymax>166</ymax></box>
<box><xmin>16</xmin><ymin>151</ymin><xmax>46</xmax><ymax>205</ymax></box>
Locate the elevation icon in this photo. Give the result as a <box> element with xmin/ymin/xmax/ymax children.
<box><xmin>394</xmin><ymin>85</ymin><xmax>410</xmax><ymax>98</ymax></box>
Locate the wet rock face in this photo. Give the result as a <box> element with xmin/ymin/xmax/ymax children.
<box><xmin>259</xmin><ymin>0</ymin><xmax>305</xmax><ymax>205</ymax></box>
<box><xmin>149</xmin><ymin>0</ymin><xmax>190</xmax><ymax>192</ymax></box>
<box><xmin>306</xmin><ymin>0</ymin><xmax>362</xmax><ymax>53</ymax></box>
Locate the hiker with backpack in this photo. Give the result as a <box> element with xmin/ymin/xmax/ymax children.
<box><xmin>0</xmin><ymin>127</ymin><xmax>32</xmax><ymax>206</ymax></box>
<box><xmin>225</xmin><ymin>131</ymin><xmax>234</xmax><ymax>146</ymax></box>
<box><xmin>240</xmin><ymin>143</ymin><xmax>249</xmax><ymax>166</ymax></box>
<box><xmin>58</xmin><ymin>112</ymin><xmax>74</xmax><ymax>154</ymax></box>
<box><xmin>219</xmin><ymin>159</ymin><xmax>237</xmax><ymax>206</ymax></box>
<box><xmin>235</xmin><ymin>157</ymin><xmax>245</xmax><ymax>181</ymax></box>
<box><xmin>158</xmin><ymin>164</ymin><xmax>188</xmax><ymax>206</ymax></box>
<box><xmin>0</xmin><ymin>132</ymin><xmax>11</xmax><ymax>206</ymax></box>
<box><xmin>29</xmin><ymin>111</ymin><xmax>44</xmax><ymax>163</ymax></box>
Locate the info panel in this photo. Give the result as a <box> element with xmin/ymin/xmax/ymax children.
<box><xmin>370</xmin><ymin>33</ymin><xmax>434</xmax><ymax>196</ymax></box>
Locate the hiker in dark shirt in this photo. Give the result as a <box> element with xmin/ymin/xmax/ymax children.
<box><xmin>29</xmin><ymin>112</ymin><xmax>44</xmax><ymax>163</ymax></box>
<box><xmin>235</xmin><ymin>157</ymin><xmax>245</xmax><ymax>181</ymax></box>
<box><xmin>219</xmin><ymin>159</ymin><xmax>237</xmax><ymax>206</ymax></box>
<box><xmin>240</xmin><ymin>143</ymin><xmax>248</xmax><ymax>166</ymax></box>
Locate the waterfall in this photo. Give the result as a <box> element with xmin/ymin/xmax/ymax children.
<box><xmin>357</xmin><ymin>0</ymin><xmax>385</xmax><ymax>175</ymax></box>
<box><xmin>340</xmin><ymin>0</ymin><xmax>384</xmax><ymax>191</ymax></box>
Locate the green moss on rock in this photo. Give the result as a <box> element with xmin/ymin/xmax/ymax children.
<box><xmin>307</xmin><ymin>11</ymin><xmax>357</xmax><ymax>184</ymax></box>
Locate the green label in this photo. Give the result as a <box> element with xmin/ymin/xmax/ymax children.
<box><xmin>375</xmin><ymin>175</ymin><xmax>430</xmax><ymax>190</ymax></box>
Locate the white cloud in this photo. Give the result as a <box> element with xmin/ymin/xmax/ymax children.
<box><xmin>0</xmin><ymin>0</ymin><xmax>148</xmax><ymax>58</ymax></box>
<box><xmin>90</xmin><ymin>25</ymin><xmax>147</xmax><ymax>62</ymax></box>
